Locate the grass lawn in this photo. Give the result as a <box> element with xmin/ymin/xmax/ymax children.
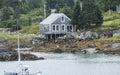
<box><xmin>96</xmin><ymin>36</ymin><xmax>120</xmax><ymax>41</ymax></box>
<box><xmin>20</xmin><ymin>25</ymin><xmax>39</xmax><ymax>34</ymax></box>
<box><xmin>102</xmin><ymin>11</ymin><xmax>120</xmax><ymax>29</ymax></box>
<box><xmin>0</xmin><ymin>33</ymin><xmax>34</xmax><ymax>41</ymax></box>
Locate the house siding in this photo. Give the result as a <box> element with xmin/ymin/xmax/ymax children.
<box><xmin>51</xmin><ymin>16</ymin><xmax>73</xmax><ymax>34</ymax></box>
<box><xmin>40</xmin><ymin>24</ymin><xmax>51</xmax><ymax>34</ymax></box>
<box><xmin>40</xmin><ymin>13</ymin><xmax>75</xmax><ymax>39</ymax></box>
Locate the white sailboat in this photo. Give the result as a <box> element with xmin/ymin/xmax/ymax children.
<box><xmin>4</xmin><ymin>31</ymin><xmax>42</xmax><ymax>75</ymax></box>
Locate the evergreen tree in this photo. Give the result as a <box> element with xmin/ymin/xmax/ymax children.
<box><xmin>60</xmin><ymin>5</ymin><xmax>72</xmax><ymax>18</ymax></box>
<box><xmin>72</xmin><ymin>0</ymin><xmax>103</xmax><ymax>29</ymax></box>
<box><xmin>94</xmin><ymin>6</ymin><xmax>103</xmax><ymax>26</ymax></box>
<box><xmin>72</xmin><ymin>1</ymin><xmax>83</xmax><ymax>29</ymax></box>
<box><xmin>99</xmin><ymin>0</ymin><xmax>120</xmax><ymax>12</ymax></box>
<box><xmin>1</xmin><ymin>6</ymin><xmax>13</xmax><ymax>21</ymax></box>
<box><xmin>82</xmin><ymin>0</ymin><xmax>103</xmax><ymax>28</ymax></box>
<box><xmin>64</xmin><ymin>0</ymin><xmax>74</xmax><ymax>8</ymax></box>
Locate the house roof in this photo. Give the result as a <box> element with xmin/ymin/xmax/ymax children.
<box><xmin>40</xmin><ymin>13</ymin><xmax>71</xmax><ymax>25</ymax></box>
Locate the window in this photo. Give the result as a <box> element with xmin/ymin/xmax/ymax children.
<box><xmin>62</xmin><ymin>25</ymin><xmax>64</xmax><ymax>30</ymax></box>
<box><xmin>67</xmin><ymin>26</ymin><xmax>72</xmax><ymax>32</ymax></box>
<box><xmin>70</xmin><ymin>26</ymin><xmax>72</xmax><ymax>32</ymax></box>
<box><xmin>56</xmin><ymin>25</ymin><xmax>59</xmax><ymax>30</ymax></box>
<box><xmin>53</xmin><ymin>25</ymin><xmax>55</xmax><ymax>30</ymax></box>
<box><xmin>61</xmin><ymin>16</ymin><xmax>65</xmax><ymax>22</ymax></box>
<box><xmin>67</xmin><ymin>26</ymin><xmax>69</xmax><ymax>32</ymax></box>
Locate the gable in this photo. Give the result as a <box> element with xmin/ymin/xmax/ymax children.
<box><xmin>40</xmin><ymin>13</ymin><xmax>71</xmax><ymax>25</ymax></box>
<box><xmin>52</xmin><ymin>15</ymin><xmax>71</xmax><ymax>24</ymax></box>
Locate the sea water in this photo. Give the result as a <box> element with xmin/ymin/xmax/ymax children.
<box><xmin>0</xmin><ymin>53</ymin><xmax>120</xmax><ymax>75</ymax></box>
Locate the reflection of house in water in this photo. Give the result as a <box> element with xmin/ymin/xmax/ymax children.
<box><xmin>40</xmin><ymin>12</ymin><xmax>75</xmax><ymax>39</ymax></box>
<box><xmin>116</xmin><ymin>4</ymin><xmax>120</xmax><ymax>13</ymax></box>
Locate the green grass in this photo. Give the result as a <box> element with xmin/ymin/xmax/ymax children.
<box><xmin>102</xmin><ymin>10</ymin><xmax>120</xmax><ymax>28</ymax></box>
<box><xmin>0</xmin><ymin>33</ymin><xmax>17</xmax><ymax>40</ymax></box>
<box><xmin>102</xmin><ymin>18</ymin><xmax>120</xmax><ymax>27</ymax></box>
<box><xmin>94</xmin><ymin>10</ymin><xmax>120</xmax><ymax>32</ymax></box>
<box><xmin>19</xmin><ymin>8</ymin><xmax>43</xmax><ymax>34</ymax></box>
<box><xmin>0</xmin><ymin>33</ymin><xmax>33</xmax><ymax>41</ymax></box>
<box><xmin>96</xmin><ymin>36</ymin><xmax>120</xmax><ymax>41</ymax></box>
<box><xmin>20</xmin><ymin>25</ymin><xmax>39</xmax><ymax>34</ymax></box>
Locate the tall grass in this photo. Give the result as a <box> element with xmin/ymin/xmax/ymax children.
<box><xmin>20</xmin><ymin>25</ymin><xmax>39</xmax><ymax>34</ymax></box>
<box><xmin>102</xmin><ymin>10</ymin><xmax>120</xmax><ymax>28</ymax></box>
<box><xmin>97</xmin><ymin>36</ymin><xmax>120</xmax><ymax>41</ymax></box>
<box><xmin>0</xmin><ymin>33</ymin><xmax>33</xmax><ymax>40</ymax></box>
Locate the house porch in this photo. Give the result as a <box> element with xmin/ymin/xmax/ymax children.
<box><xmin>46</xmin><ymin>34</ymin><xmax>66</xmax><ymax>40</ymax></box>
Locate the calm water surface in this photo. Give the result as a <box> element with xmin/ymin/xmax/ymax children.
<box><xmin>0</xmin><ymin>53</ymin><xmax>120</xmax><ymax>75</ymax></box>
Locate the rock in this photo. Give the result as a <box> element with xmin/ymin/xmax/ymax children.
<box><xmin>80</xmin><ymin>50</ymin><xmax>87</xmax><ymax>54</ymax></box>
<box><xmin>70</xmin><ymin>50</ymin><xmax>76</xmax><ymax>54</ymax></box>
<box><xmin>82</xmin><ymin>48</ymin><xmax>97</xmax><ymax>54</ymax></box>
<box><xmin>111</xmin><ymin>43</ymin><xmax>120</xmax><ymax>48</ymax></box>
<box><xmin>0</xmin><ymin>54</ymin><xmax>4</xmax><ymax>61</ymax></box>
<box><xmin>53</xmin><ymin>48</ymin><xmax>63</xmax><ymax>53</ymax></box>
<box><xmin>39</xmin><ymin>57</ymin><xmax>45</xmax><ymax>60</ymax></box>
<box><xmin>70</xmin><ymin>46</ymin><xmax>78</xmax><ymax>48</ymax></box>
<box><xmin>0</xmin><ymin>44</ymin><xmax>44</xmax><ymax>61</ymax></box>
<box><xmin>20</xmin><ymin>53</ymin><xmax>40</xmax><ymax>60</ymax></box>
<box><xmin>95</xmin><ymin>47</ymin><xmax>101</xmax><ymax>50</ymax></box>
<box><xmin>88</xmin><ymin>44</ymin><xmax>96</xmax><ymax>48</ymax></box>
<box><xmin>0</xmin><ymin>49</ymin><xmax>44</xmax><ymax>61</ymax></box>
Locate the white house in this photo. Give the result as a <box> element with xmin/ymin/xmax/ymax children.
<box><xmin>40</xmin><ymin>13</ymin><xmax>75</xmax><ymax>39</ymax></box>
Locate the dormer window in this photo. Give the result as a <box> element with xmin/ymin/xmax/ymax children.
<box><xmin>61</xmin><ymin>16</ymin><xmax>65</xmax><ymax>22</ymax></box>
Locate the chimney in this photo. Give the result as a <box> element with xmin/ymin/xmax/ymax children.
<box><xmin>51</xmin><ymin>9</ymin><xmax>56</xmax><ymax>14</ymax></box>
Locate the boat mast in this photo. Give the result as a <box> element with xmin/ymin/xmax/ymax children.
<box><xmin>17</xmin><ymin>19</ymin><xmax>21</xmax><ymax>64</ymax></box>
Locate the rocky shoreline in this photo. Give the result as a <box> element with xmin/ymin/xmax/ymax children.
<box><xmin>1</xmin><ymin>39</ymin><xmax>120</xmax><ymax>61</ymax></box>
<box><xmin>35</xmin><ymin>40</ymin><xmax>120</xmax><ymax>55</ymax></box>
<box><xmin>50</xmin><ymin>44</ymin><xmax>120</xmax><ymax>55</ymax></box>
<box><xmin>0</xmin><ymin>45</ymin><xmax>44</xmax><ymax>61</ymax></box>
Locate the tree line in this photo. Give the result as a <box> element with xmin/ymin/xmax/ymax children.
<box><xmin>0</xmin><ymin>0</ymin><xmax>44</xmax><ymax>30</ymax></box>
<box><xmin>0</xmin><ymin>0</ymin><xmax>120</xmax><ymax>31</ymax></box>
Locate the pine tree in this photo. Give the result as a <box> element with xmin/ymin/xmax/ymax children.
<box><xmin>60</xmin><ymin>5</ymin><xmax>72</xmax><ymax>18</ymax></box>
<box><xmin>72</xmin><ymin>1</ymin><xmax>82</xmax><ymax>29</ymax></box>
<box><xmin>82</xmin><ymin>0</ymin><xmax>103</xmax><ymax>28</ymax></box>
<box><xmin>94</xmin><ymin>6</ymin><xmax>103</xmax><ymax>26</ymax></box>
<box><xmin>99</xmin><ymin>0</ymin><xmax>120</xmax><ymax>12</ymax></box>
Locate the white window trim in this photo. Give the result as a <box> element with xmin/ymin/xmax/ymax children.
<box><xmin>61</xmin><ymin>24</ymin><xmax>65</xmax><ymax>31</ymax></box>
<box><xmin>67</xmin><ymin>25</ymin><xmax>73</xmax><ymax>32</ymax></box>
<box><xmin>52</xmin><ymin>25</ymin><xmax>55</xmax><ymax>31</ymax></box>
<box><xmin>56</xmin><ymin>25</ymin><xmax>59</xmax><ymax>31</ymax></box>
<box><xmin>52</xmin><ymin>24</ymin><xmax>60</xmax><ymax>32</ymax></box>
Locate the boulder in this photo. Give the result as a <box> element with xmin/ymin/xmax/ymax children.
<box><xmin>88</xmin><ymin>44</ymin><xmax>96</xmax><ymax>48</ymax></box>
<box><xmin>0</xmin><ymin>52</ymin><xmax>45</xmax><ymax>61</ymax></box>
<box><xmin>111</xmin><ymin>43</ymin><xmax>120</xmax><ymax>48</ymax></box>
<box><xmin>0</xmin><ymin>54</ymin><xmax>4</xmax><ymax>61</ymax></box>
<box><xmin>82</xmin><ymin>48</ymin><xmax>98</xmax><ymax>54</ymax></box>
<box><xmin>53</xmin><ymin>48</ymin><xmax>63</xmax><ymax>53</ymax></box>
<box><xmin>21</xmin><ymin>53</ymin><xmax>44</xmax><ymax>60</ymax></box>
